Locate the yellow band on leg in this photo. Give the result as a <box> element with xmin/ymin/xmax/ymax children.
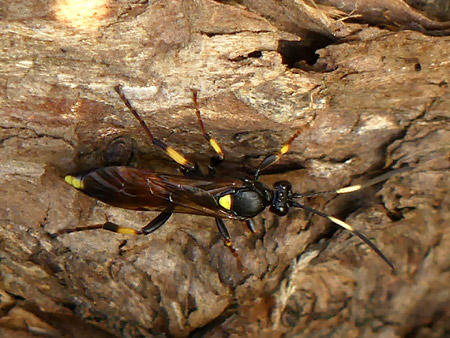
<box><xmin>116</xmin><ymin>227</ymin><xmax>139</xmax><ymax>235</ymax></box>
<box><xmin>166</xmin><ymin>147</ymin><xmax>190</xmax><ymax>166</ymax></box>
<box><xmin>209</xmin><ymin>138</ymin><xmax>224</xmax><ymax>158</ymax></box>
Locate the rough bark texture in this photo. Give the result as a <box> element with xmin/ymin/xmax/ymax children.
<box><xmin>0</xmin><ymin>1</ymin><xmax>449</xmax><ymax>337</ymax></box>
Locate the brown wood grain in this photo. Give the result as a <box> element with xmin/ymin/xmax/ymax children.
<box><xmin>0</xmin><ymin>1</ymin><xmax>449</xmax><ymax>337</ymax></box>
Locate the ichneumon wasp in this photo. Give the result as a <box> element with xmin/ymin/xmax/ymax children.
<box><xmin>60</xmin><ymin>85</ymin><xmax>408</xmax><ymax>270</ymax></box>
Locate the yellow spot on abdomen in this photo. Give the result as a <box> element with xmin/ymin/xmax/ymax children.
<box><xmin>65</xmin><ymin>175</ymin><xmax>84</xmax><ymax>190</ymax></box>
<box><xmin>218</xmin><ymin>194</ymin><xmax>232</xmax><ymax>210</ymax></box>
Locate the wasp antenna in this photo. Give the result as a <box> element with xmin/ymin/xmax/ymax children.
<box><xmin>291</xmin><ymin>201</ymin><xmax>394</xmax><ymax>270</ymax></box>
<box><xmin>336</xmin><ymin>167</ymin><xmax>412</xmax><ymax>195</ymax></box>
<box><xmin>295</xmin><ymin>166</ymin><xmax>412</xmax><ymax>199</ymax></box>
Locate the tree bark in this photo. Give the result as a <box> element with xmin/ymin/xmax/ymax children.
<box><xmin>0</xmin><ymin>1</ymin><xmax>449</xmax><ymax>337</ymax></box>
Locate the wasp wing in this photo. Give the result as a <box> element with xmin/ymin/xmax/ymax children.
<box><xmin>155</xmin><ymin>173</ymin><xmax>246</xmax><ymax>218</ymax></box>
<box><xmin>77</xmin><ymin>166</ymin><xmax>241</xmax><ymax>219</ymax></box>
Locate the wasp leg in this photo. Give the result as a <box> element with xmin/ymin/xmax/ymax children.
<box><xmin>55</xmin><ymin>207</ymin><xmax>173</xmax><ymax>236</ymax></box>
<box><xmin>215</xmin><ymin>217</ymin><xmax>231</xmax><ymax>245</ymax></box>
<box><xmin>215</xmin><ymin>218</ymin><xmax>243</xmax><ymax>265</ymax></box>
<box><xmin>191</xmin><ymin>89</ymin><xmax>225</xmax><ymax>173</ymax></box>
<box><xmin>138</xmin><ymin>207</ymin><xmax>173</xmax><ymax>234</ymax></box>
<box><xmin>114</xmin><ymin>85</ymin><xmax>198</xmax><ymax>173</ymax></box>
<box><xmin>254</xmin><ymin>125</ymin><xmax>309</xmax><ymax>179</ymax></box>
<box><xmin>245</xmin><ymin>219</ymin><xmax>256</xmax><ymax>233</ymax></box>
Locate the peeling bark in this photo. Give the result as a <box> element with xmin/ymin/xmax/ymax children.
<box><xmin>0</xmin><ymin>1</ymin><xmax>449</xmax><ymax>337</ymax></box>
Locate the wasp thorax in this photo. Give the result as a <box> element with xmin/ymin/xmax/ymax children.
<box><xmin>231</xmin><ymin>189</ymin><xmax>267</xmax><ymax>218</ymax></box>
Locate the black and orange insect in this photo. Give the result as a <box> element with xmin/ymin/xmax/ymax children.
<box><xmin>60</xmin><ymin>85</ymin><xmax>407</xmax><ymax>269</ymax></box>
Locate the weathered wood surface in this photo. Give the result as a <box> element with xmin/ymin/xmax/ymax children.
<box><xmin>0</xmin><ymin>1</ymin><xmax>449</xmax><ymax>337</ymax></box>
